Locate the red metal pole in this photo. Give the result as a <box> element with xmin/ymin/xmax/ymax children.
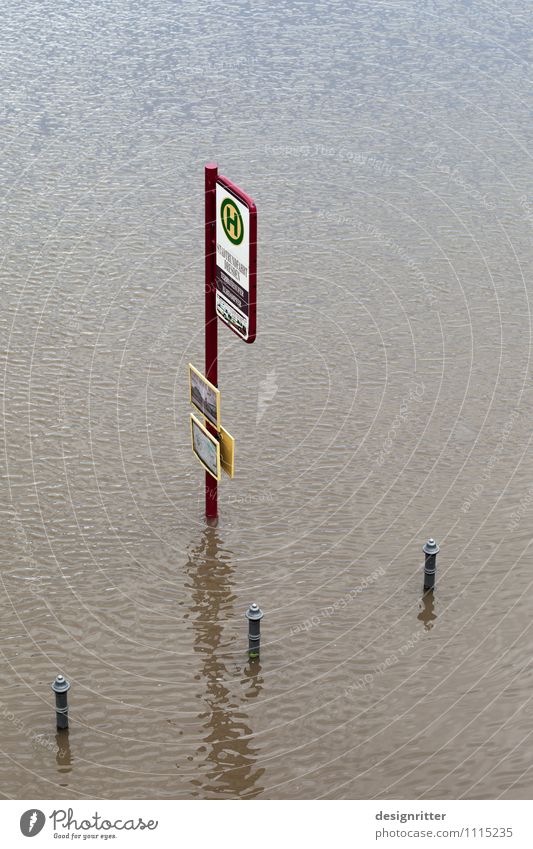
<box><xmin>205</xmin><ymin>163</ymin><xmax>218</xmax><ymax>520</ymax></box>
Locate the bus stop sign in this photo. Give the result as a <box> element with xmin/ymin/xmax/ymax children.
<box><xmin>215</xmin><ymin>176</ymin><xmax>257</xmax><ymax>343</ymax></box>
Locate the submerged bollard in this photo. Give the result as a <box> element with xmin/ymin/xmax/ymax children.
<box><xmin>245</xmin><ymin>603</ymin><xmax>264</xmax><ymax>659</ymax></box>
<box><xmin>423</xmin><ymin>538</ymin><xmax>440</xmax><ymax>591</ymax></box>
<box><xmin>51</xmin><ymin>674</ymin><xmax>71</xmax><ymax>730</ymax></box>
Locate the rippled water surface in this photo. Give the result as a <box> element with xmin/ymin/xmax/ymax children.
<box><xmin>1</xmin><ymin>0</ymin><xmax>532</xmax><ymax>799</ymax></box>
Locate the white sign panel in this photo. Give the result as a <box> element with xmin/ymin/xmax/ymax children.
<box><xmin>215</xmin><ymin>181</ymin><xmax>254</xmax><ymax>341</ymax></box>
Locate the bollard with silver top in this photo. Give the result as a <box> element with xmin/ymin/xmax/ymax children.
<box><xmin>423</xmin><ymin>538</ymin><xmax>439</xmax><ymax>591</ymax></box>
<box><xmin>51</xmin><ymin>674</ymin><xmax>71</xmax><ymax>730</ymax></box>
<box><xmin>245</xmin><ymin>603</ymin><xmax>264</xmax><ymax>659</ymax></box>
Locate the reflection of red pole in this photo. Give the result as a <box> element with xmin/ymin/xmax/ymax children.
<box><xmin>205</xmin><ymin>163</ymin><xmax>218</xmax><ymax>520</ymax></box>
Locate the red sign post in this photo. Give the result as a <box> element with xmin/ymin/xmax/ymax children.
<box><xmin>203</xmin><ymin>162</ymin><xmax>257</xmax><ymax>520</ymax></box>
<box><xmin>204</xmin><ymin>163</ymin><xmax>218</xmax><ymax>519</ymax></box>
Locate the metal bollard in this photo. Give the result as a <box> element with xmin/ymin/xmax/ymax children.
<box><xmin>245</xmin><ymin>603</ymin><xmax>264</xmax><ymax>659</ymax></box>
<box><xmin>51</xmin><ymin>674</ymin><xmax>71</xmax><ymax>730</ymax></box>
<box><xmin>423</xmin><ymin>538</ymin><xmax>439</xmax><ymax>591</ymax></box>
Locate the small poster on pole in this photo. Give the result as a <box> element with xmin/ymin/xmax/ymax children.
<box><xmin>190</xmin><ymin>414</ymin><xmax>221</xmax><ymax>481</ymax></box>
<box><xmin>215</xmin><ymin>177</ymin><xmax>257</xmax><ymax>343</ymax></box>
<box><xmin>189</xmin><ymin>363</ymin><xmax>220</xmax><ymax>430</ymax></box>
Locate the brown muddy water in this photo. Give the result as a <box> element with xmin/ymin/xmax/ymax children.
<box><xmin>1</xmin><ymin>1</ymin><xmax>532</xmax><ymax>800</ymax></box>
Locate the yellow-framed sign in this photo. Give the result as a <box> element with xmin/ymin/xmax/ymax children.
<box><xmin>219</xmin><ymin>425</ymin><xmax>235</xmax><ymax>478</ymax></box>
<box><xmin>188</xmin><ymin>363</ymin><xmax>221</xmax><ymax>430</ymax></box>
<box><xmin>190</xmin><ymin>413</ymin><xmax>221</xmax><ymax>481</ymax></box>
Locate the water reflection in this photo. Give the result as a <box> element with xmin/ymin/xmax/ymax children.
<box><xmin>418</xmin><ymin>591</ymin><xmax>437</xmax><ymax>631</ymax></box>
<box><xmin>185</xmin><ymin>528</ymin><xmax>264</xmax><ymax>798</ymax></box>
<box><xmin>55</xmin><ymin>729</ymin><xmax>72</xmax><ymax>775</ymax></box>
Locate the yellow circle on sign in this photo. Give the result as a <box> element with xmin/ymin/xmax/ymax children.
<box><xmin>221</xmin><ymin>198</ymin><xmax>244</xmax><ymax>245</ymax></box>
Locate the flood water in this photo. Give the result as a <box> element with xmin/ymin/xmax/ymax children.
<box><xmin>1</xmin><ymin>0</ymin><xmax>532</xmax><ymax>799</ymax></box>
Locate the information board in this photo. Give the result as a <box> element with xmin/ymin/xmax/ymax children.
<box><xmin>190</xmin><ymin>413</ymin><xmax>221</xmax><ymax>481</ymax></box>
<box><xmin>188</xmin><ymin>363</ymin><xmax>220</xmax><ymax>430</ymax></box>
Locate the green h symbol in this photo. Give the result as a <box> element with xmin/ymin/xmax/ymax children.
<box><xmin>225</xmin><ymin>205</ymin><xmax>239</xmax><ymax>239</ymax></box>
